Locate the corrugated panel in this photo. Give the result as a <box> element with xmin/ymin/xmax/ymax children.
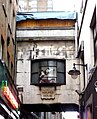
<box><xmin>16</xmin><ymin>11</ymin><xmax>77</xmax><ymax>22</ymax></box>
<box><xmin>16</xmin><ymin>19</ymin><xmax>75</xmax><ymax>28</ymax></box>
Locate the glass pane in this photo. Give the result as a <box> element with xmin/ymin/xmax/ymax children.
<box><xmin>31</xmin><ymin>73</ymin><xmax>39</xmax><ymax>84</ymax></box>
<box><xmin>48</xmin><ymin>60</ymin><xmax>56</xmax><ymax>66</ymax></box>
<box><xmin>39</xmin><ymin>67</ymin><xmax>48</xmax><ymax>82</ymax></box>
<box><xmin>57</xmin><ymin>61</ymin><xmax>64</xmax><ymax>72</ymax></box>
<box><xmin>48</xmin><ymin>77</ymin><xmax>56</xmax><ymax>83</ymax></box>
<box><xmin>39</xmin><ymin>67</ymin><xmax>56</xmax><ymax>77</ymax></box>
<box><xmin>32</xmin><ymin>62</ymin><xmax>39</xmax><ymax>73</ymax></box>
<box><xmin>94</xmin><ymin>39</ymin><xmax>97</xmax><ymax>62</ymax></box>
<box><xmin>47</xmin><ymin>67</ymin><xmax>56</xmax><ymax>77</ymax></box>
<box><xmin>41</xmin><ymin>66</ymin><xmax>47</xmax><ymax>71</ymax></box>
<box><xmin>57</xmin><ymin>73</ymin><xmax>65</xmax><ymax>84</ymax></box>
<box><xmin>39</xmin><ymin>67</ymin><xmax>56</xmax><ymax>83</ymax></box>
<box><xmin>40</xmin><ymin>61</ymin><xmax>47</xmax><ymax>66</ymax></box>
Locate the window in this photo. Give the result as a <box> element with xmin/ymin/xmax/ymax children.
<box><xmin>39</xmin><ymin>60</ymin><xmax>56</xmax><ymax>83</ymax></box>
<box><xmin>8</xmin><ymin>0</ymin><xmax>12</xmax><ymax>25</ymax></box>
<box><xmin>29</xmin><ymin>0</ymin><xmax>37</xmax><ymax>12</ymax></box>
<box><xmin>18</xmin><ymin>0</ymin><xmax>26</xmax><ymax>11</ymax></box>
<box><xmin>90</xmin><ymin>7</ymin><xmax>97</xmax><ymax>65</ymax></box>
<box><xmin>7</xmin><ymin>52</ymin><xmax>10</xmax><ymax>68</ymax></box>
<box><xmin>12</xmin><ymin>9</ymin><xmax>16</xmax><ymax>39</ymax></box>
<box><xmin>1</xmin><ymin>36</ymin><xmax>4</xmax><ymax>60</ymax></box>
<box><xmin>31</xmin><ymin>59</ymin><xmax>66</xmax><ymax>85</ymax></box>
<box><xmin>11</xmin><ymin>62</ymin><xmax>14</xmax><ymax>79</ymax></box>
<box><xmin>94</xmin><ymin>36</ymin><xmax>97</xmax><ymax>64</ymax></box>
<box><xmin>47</xmin><ymin>0</ymin><xmax>53</xmax><ymax>11</ymax></box>
<box><xmin>7</xmin><ymin>36</ymin><xmax>10</xmax><ymax>46</ymax></box>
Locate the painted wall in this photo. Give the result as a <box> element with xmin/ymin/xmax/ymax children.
<box><xmin>16</xmin><ymin>19</ymin><xmax>80</xmax><ymax>105</ymax></box>
<box><xmin>78</xmin><ymin>0</ymin><xmax>96</xmax><ymax>87</ymax></box>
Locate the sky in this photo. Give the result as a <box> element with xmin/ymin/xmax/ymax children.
<box><xmin>0</xmin><ymin>115</ymin><xmax>4</xmax><ymax>119</ymax></box>
<box><xmin>62</xmin><ymin>111</ymin><xmax>79</xmax><ymax>119</ymax></box>
<box><xmin>19</xmin><ymin>0</ymin><xmax>81</xmax><ymax>12</ymax></box>
<box><xmin>53</xmin><ymin>0</ymin><xmax>81</xmax><ymax>12</ymax></box>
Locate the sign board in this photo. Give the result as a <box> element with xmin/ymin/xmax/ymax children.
<box><xmin>4</xmin><ymin>86</ymin><xmax>18</xmax><ymax>109</ymax></box>
<box><xmin>41</xmin><ymin>87</ymin><xmax>55</xmax><ymax>100</ymax></box>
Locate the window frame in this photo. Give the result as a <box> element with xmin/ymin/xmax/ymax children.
<box><xmin>30</xmin><ymin>59</ymin><xmax>66</xmax><ymax>86</ymax></box>
<box><xmin>90</xmin><ymin>7</ymin><xmax>97</xmax><ymax>65</ymax></box>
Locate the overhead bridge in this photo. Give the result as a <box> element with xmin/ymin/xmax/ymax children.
<box><xmin>20</xmin><ymin>103</ymin><xmax>79</xmax><ymax>112</ymax></box>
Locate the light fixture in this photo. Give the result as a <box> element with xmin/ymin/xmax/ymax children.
<box><xmin>68</xmin><ymin>63</ymin><xmax>87</xmax><ymax>79</ymax></box>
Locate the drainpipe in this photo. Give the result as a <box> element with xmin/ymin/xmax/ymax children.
<box><xmin>75</xmin><ymin>20</ymin><xmax>78</xmax><ymax>57</ymax></box>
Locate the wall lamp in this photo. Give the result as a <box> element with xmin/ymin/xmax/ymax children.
<box><xmin>68</xmin><ymin>63</ymin><xmax>87</xmax><ymax>79</ymax></box>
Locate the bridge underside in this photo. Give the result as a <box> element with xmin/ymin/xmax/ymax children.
<box><xmin>20</xmin><ymin>103</ymin><xmax>79</xmax><ymax>112</ymax></box>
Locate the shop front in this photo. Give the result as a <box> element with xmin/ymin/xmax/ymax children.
<box><xmin>0</xmin><ymin>60</ymin><xmax>20</xmax><ymax>119</ymax></box>
<box><xmin>80</xmin><ymin>66</ymin><xmax>97</xmax><ymax>119</ymax></box>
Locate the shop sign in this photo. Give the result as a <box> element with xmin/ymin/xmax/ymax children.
<box><xmin>3</xmin><ymin>86</ymin><xmax>18</xmax><ymax>109</ymax></box>
<box><xmin>1</xmin><ymin>80</ymin><xmax>8</xmax><ymax>88</ymax></box>
<box><xmin>41</xmin><ymin>87</ymin><xmax>55</xmax><ymax>100</ymax></box>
